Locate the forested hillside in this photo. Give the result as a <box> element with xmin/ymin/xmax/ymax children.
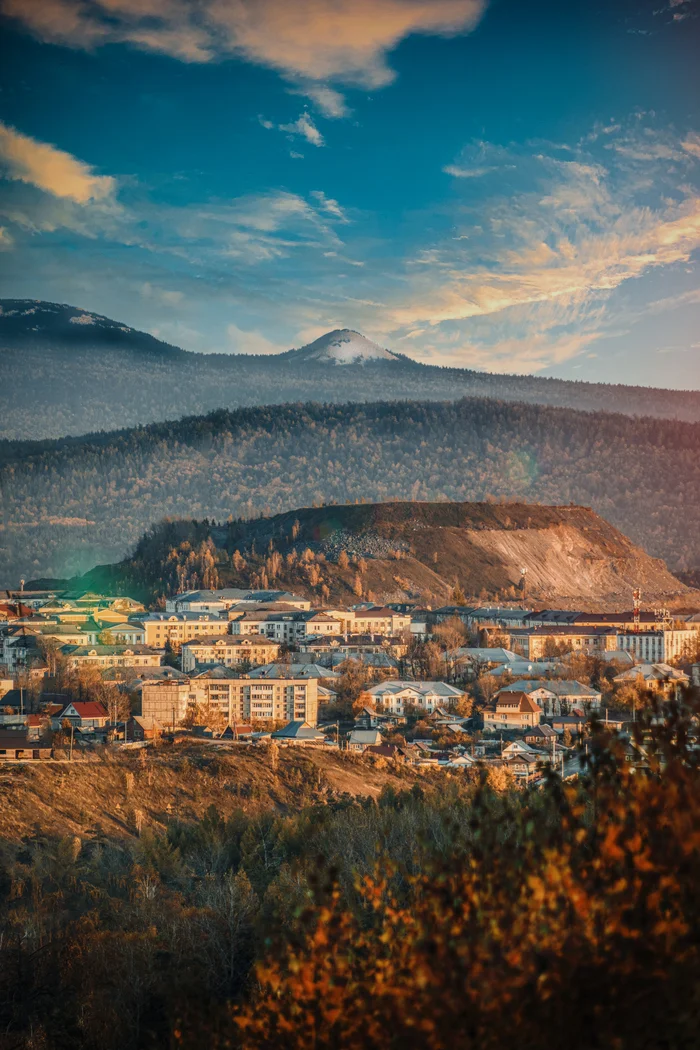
<box><xmin>3</xmin><ymin>300</ymin><xmax>700</xmax><ymax>439</ymax></box>
<box><xmin>1</xmin><ymin>397</ymin><xmax>699</xmax><ymax>583</ymax></box>
<box><xmin>82</xmin><ymin>501</ymin><xmax>686</xmax><ymax>608</ymax></box>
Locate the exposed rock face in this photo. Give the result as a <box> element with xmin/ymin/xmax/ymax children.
<box><xmin>224</xmin><ymin>501</ymin><xmax>688</xmax><ymax>607</ymax></box>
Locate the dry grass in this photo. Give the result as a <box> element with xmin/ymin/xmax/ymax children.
<box><xmin>0</xmin><ymin>743</ymin><xmax>421</xmax><ymax>842</ymax></box>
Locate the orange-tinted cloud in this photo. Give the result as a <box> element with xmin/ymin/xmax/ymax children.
<box><xmin>1</xmin><ymin>0</ymin><xmax>487</xmax><ymax>86</ymax></box>
<box><xmin>0</xmin><ymin>121</ymin><xmax>115</xmax><ymax>203</ymax></box>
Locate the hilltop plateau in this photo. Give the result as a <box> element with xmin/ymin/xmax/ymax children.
<box><xmin>3</xmin><ymin>300</ymin><xmax>700</xmax><ymax>439</ymax></box>
<box><xmin>69</xmin><ymin>500</ymin><xmax>690</xmax><ymax>609</ymax></box>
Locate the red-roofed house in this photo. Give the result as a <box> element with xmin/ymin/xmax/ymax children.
<box><xmin>52</xmin><ymin>701</ymin><xmax>109</xmax><ymax>731</ymax></box>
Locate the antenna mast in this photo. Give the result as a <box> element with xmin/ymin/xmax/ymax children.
<box><xmin>632</xmin><ymin>587</ymin><xmax>642</xmax><ymax>633</ymax></box>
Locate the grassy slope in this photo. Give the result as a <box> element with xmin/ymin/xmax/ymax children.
<box><xmin>0</xmin><ymin>745</ymin><xmax>422</xmax><ymax>842</ymax></box>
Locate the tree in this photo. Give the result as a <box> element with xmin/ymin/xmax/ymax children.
<box><xmin>337</xmin><ymin>551</ymin><xmax>349</xmax><ymax>570</ymax></box>
<box><xmin>477</xmin><ymin>673</ymin><xmax>499</xmax><ymax>704</ymax></box>
<box><xmin>451</xmin><ymin>581</ymin><xmax>467</xmax><ymax>606</ymax></box>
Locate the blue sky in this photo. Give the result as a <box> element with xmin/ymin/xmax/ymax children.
<box><xmin>0</xmin><ymin>0</ymin><xmax>699</xmax><ymax>387</ymax></box>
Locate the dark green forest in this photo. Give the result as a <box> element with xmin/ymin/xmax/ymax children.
<box><xmin>4</xmin><ymin>300</ymin><xmax>700</xmax><ymax>440</ymax></box>
<box><xmin>1</xmin><ymin>396</ymin><xmax>699</xmax><ymax>582</ymax></box>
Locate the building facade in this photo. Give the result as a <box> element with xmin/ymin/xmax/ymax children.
<box><xmin>180</xmin><ymin>634</ymin><xmax>280</xmax><ymax>672</ymax></box>
<box><xmin>135</xmin><ymin>613</ymin><xmax>230</xmax><ymax>649</ymax></box>
<box><xmin>142</xmin><ymin>673</ymin><xmax>318</xmax><ymax>727</ymax></box>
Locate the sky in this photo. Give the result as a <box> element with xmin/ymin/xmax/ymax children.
<box><xmin>0</xmin><ymin>0</ymin><xmax>699</xmax><ymax>387</ymax></box>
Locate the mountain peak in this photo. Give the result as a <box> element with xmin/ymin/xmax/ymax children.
<box><xmin>288</xmin><ymin>329</ymin><xmax>401</xmax><ymax>365</ymax></box>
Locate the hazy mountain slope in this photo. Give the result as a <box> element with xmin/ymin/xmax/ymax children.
<box><xmin>1</xmin><ymin>397</ymin><xmax>698</xmax><ymax>584</ymax></box>
<box><xmin>3</xmin><ymin>300</ymin><xmax>700</xmax><ymax>440</ymax></box>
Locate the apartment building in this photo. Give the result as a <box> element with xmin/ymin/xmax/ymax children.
<box><xmin>135</xmin><ymin>613</ymin><xmax>230</xmax><ymax>649</ymax></box>
<box><xmin>366</xmin><ymin>680</ymin><xmax>466</xmax><ymax>716</ymax></box>
<box><xmin>180</xmin><ymin>634</ymin><xmax>280</xmax><ymax>672</ymax></box>
<box><xmin>166</xmin><ymin>589</ymin><xmax>311</xmax><ymax>613</ymax></box>
<box><xmin>230</xmin><ymin>610</ymin><xmax>342</xmax><ymax>642</ymax></box>
<box><xmin>59</xmin><ymin>644</ymin><xmax>162</xmax><ymax>670</ymax></box>
<box><xmin>141</xmin><ymin>671</ymin><xmax>318</xmax><ymax>727</ymax></box>
<box><xmin>616</xmin><ymin>630</ymin><xmax>697</xmax><ymax>663</ymax></box>
<box><xmin>507</xmin><ymin>627</ymin><xmax>619</xmax><ymax>659</ymax></box>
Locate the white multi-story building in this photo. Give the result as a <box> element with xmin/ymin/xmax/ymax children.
<box><xmin>166</xmin><ymin>589</ymin><xmax>311</xmax><ymax>613</ymax></box>
<box><xmin>616</xmin><ymin>630</ymin><xmax>697</xmax><ymax>664</ymax></box>
<box><xmin>141</xmin><ymin>671</ymin><xmax>318</xmax><ymax>727</ymax></box>
<box><xmin>366</xmin><ymin>680</ymin><xmax>466</xmax><ymax>716</ymax></box>
<box><xmin>230</xmin><ymin>610</ymin><xmax>342</xmax><ymax>643</ymax></box>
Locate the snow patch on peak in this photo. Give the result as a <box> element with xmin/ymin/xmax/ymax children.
<box><xmin>295</xmin><ymin>329</ymin><xmax>399</xmax><ymax>365</ymax></box>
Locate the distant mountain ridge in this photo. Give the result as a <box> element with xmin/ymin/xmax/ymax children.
<box><xmin>1</xmin><ymin>395</ymin><xmax>699</xmax><ymax>585</ymax></box>
<box><xmin>0</xmin><ymin>299</ymin><xmax>184</xmax><ymax>357</ymax></box>
<box><xmin>3</xmin><ymin>298</ymin><xmax>700</xmax><ymax>441</ymax></box>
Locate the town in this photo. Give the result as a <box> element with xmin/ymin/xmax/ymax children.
<box><xmin>2</xmin><ymin>582</ymin><xmax>698</xmax><ymax>778</ymax></box>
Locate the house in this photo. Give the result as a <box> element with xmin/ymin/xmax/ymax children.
<box><xmin>502</xmin><ymin>740</ymin><xmax>537</xmax><ymax>756</ymax></box>
<box><xmin>354</xmin><ymin>706</ymin><xmax>379</xmax><ymax>729</ymax></box>
<box><xmin>550</xmin><ymin>715</ymin><xmax>587</xmax><ymax>736</ymax></box>
<box><xmin>126</xmin><ymin>715</ymin><xmax>162</xmax><ymax>742</ymax></box>
<box><xmin>364</xmin><ymin>744</ymin><xmax>407</xmax><ymax>761</ymax></box>
<box><xmin>317</xmin><ymin>684</ymin><xmax>338</xmax><ymax>704</ymax></box>
<box><xmin>366</xmin><ymin>680</ymin><xmax>466</xmax><ymax>716</ymax></box>
<box><xmin>613</xmin><ymin>663</ymin><xmax>690</xmax><ymax>696</ymax></box>
<box><xmin>503</xmin><ymin>751</ymin><xmax>541</xmax><ymax>778</ymax></box>
<box><xmin>496</xmin><ymin>679</ymin><xmax>602</xmax><ymax>716</ymax></box>
<box><xmin>348</xmin><ymin>728</ymin><xmax>383</xmax><ymax>751</ymax></box>
<box><xmin>219</xmin><ymin>723</ymin><xmax>254</xmax><ymax>740</ymax></box>
<box><xmin>483</xmin><ymin>692</ymin><xmax>542</xmax><ymax>730</ymax></box>
<box><xmin>0</xmin><ymin>731</ymin><xmax>52</xmax><ymax>761</ymax></box>
<box><xmin>524</xmin><ymin>724</ymin><xmax>558</xmax><ymax>745</ymax></box>
<box><xmin>450</xmin><ymin>647</ymin><xmax>521</xmax><ymax>669</ymax></box>
<box><xmin>271</xmin><ymin>720</ymin><xmax>328</xmax><ymax>745</ymax></box>
<box><xmin>180</xmin><ymin>634</ymin><xmax>280</xmax><ymax>672</ymax></box>
<box><xmin>52</xmin><ymin>701</ymin><xmax>109</xmax><ymax>731</ymax></box>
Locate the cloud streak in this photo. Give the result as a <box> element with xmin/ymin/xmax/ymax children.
<box><xmin>0</xmin><ymin>121</ymin><xmax>115</xmax><ymax>203</ymax></box>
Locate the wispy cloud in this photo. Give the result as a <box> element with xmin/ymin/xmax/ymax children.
<box><xmin>383</xmin><ymin>120</ymin><xmax>700</xmax><ymax>371</ymax></box>
<box><xmin>0</xmin><ymin>121</ymin><xmax>115</xmax><ymax>203</ymax></box>
<box><xmin>278</xmin><ymin>111</ymin><xmax>324</xmax><ymax>147</ymax></box>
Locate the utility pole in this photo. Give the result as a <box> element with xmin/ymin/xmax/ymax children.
<box><xmin>69</xmin><ymin>723</ymin><xmax>74</xmax><ymax>762</ymax></box>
